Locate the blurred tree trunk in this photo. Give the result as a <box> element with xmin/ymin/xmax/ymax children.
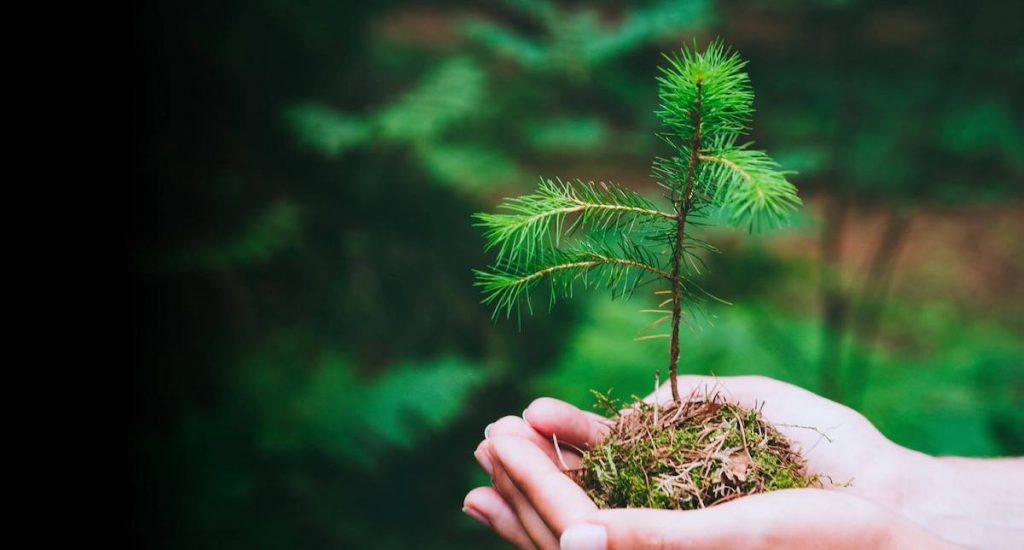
<box><xmin>847</xmin><ymin>207</ymin><xmax>914</xmax><ymax>407</ymax></box>
<box><xmin>818</xmin><ymin>193</ymin><xmax>849</xmax><ymax>401</ymax></box>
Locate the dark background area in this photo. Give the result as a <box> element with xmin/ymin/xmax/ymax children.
<box><xmin>131</xmin><ymin>1</ymin><xmax>1023</xmax><ymax>548</ymax></box>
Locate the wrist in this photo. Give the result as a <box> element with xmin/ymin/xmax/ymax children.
<box><xmin>896</xmin><ymin>451</ymin><xmax>1024</xmax><ymax>548</ymax></box>
<box><xmin>894</xmin><ymin>450</ymin><xmax>967</xmax><ymax>544</ymax></box>
<box><xmin>883</xmin><ymin>514</ymin><xmax>964</xmax><ymax>550</ymax></box>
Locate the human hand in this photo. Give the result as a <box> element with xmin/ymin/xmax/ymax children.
<box><xmin>464</xmin><ymin>375</ymin><xmax>1023</xmax><ymax>549</ymax></box>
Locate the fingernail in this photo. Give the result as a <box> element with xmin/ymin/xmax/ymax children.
<box><xmin>521</xmin><ymin>407</ymin><xmax>531</xmax><ymax>424</ymax></box>
<box><xmin>463</xmin><ymin>506</ymin><xmax>491</xmax><ymax>528</ymax></box>
<box><xmin>560</xmin><ymin>524</ymin><xmax>607</xmax><ymax>550</ymax></box>
<box><xmin>484</xmin><ymin>423</ymin><xmax>494</xmax><ymax>439</ymax></box>
<box><xmin>474</xmin><ymin>448</ymin><xmax>494</xmax><ymax>476</ymax></box>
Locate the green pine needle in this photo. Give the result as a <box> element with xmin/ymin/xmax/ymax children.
<box><xmin>475</xmin><ymin>236</ymin><xmax>671</xmax><ymax>319</ymax></box>
<box><xmin>657</xmin><ymin>39</ymin><xmax>754</xmax><ymax>142</ymax></box>
<box><xmin>699</xmin><ymin>139</ymin><xmax>802</xmax><ymax>231</ymax></box>
<box><xmin>474</xmin><ymin>178</ymin><xmax>675</xmax><ymax>270</ymax></box>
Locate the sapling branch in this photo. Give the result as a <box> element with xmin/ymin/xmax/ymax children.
<box><xmin>698</xmin><ymin>153</ymin><xmax>749</xmax><ymax>181</ymax></box>
<box><xmin>497</xmin><ymin>255</ymin><xmax>672</xmax><ymax>287</ymax></box>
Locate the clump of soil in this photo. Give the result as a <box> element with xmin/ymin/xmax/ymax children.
<box><xmin>569</xmin><ymin>392</ymin><xmax>819</xmax><ymax>510</ymax></box>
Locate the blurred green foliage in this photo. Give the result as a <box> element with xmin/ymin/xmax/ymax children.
<box><xmin>463</xmin><ymin>0</ymin><xmax>711</xmax><ymax>75</ymax></box>
<box><xmin>284</xmin><ymin>57</ymin><xmax>523</xmax><ymax>190</ymax></box>
<box><xmin>241</xmin><ymin>337</ymin><xmax>489</xmax><ymax>466</ymax></box>
<box><xmin>133</xmin><ymin>0</ymin><xmax>1023</xmax><ymax>548</ymax></box>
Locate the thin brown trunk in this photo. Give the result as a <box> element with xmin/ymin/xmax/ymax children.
<box><xmin>668</xmin><ymin>210</ymin><xmax>686</xmax><ymax>403</ymax></box>
<box><xmin>668</xmin><ymin>82</ymin><xmax>702</xmax><ymax>403</ymax></box>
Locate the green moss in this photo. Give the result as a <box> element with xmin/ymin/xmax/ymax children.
<box><xmin>571</xmin><ymin>395</ymin><xmax>820</xmax><ymax>510</ymax></box>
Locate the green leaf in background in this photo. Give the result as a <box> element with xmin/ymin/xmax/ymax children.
<box><xmin>161</xmin><ymin>201</ymin><xmax>301</xmax><ymax>271</ymax></box>
<box><xmin>940</xmin><ymin>98</ymin><xmax>1024</xmax><ymax>166</ymax></box>
<box><xmin>376</xmin><ymin>57</ymin><xmax>487</xmax><ymax>143</ymax></box>
<box><xmin>465</xmin><ymin>0</ymin><xmax>711</xmax><ymax>73</ymax></box>
<box><xmin>462</xmin><ymin>19</ymin><xmax>546</xmax><ymax>69</ymax></box>
<box><xmin>245</xmin><ymin>341</ymin><xmax>489</xmax><ymax>467</ymax></box>
<box><xmin>592</xmin><ymin>0</ymin><xmax>713</xmax><ymax>63</ymax></box>
<box><xmin>418</xmin><ymin>143</ymin><xmax>523</xmax><ymax>191</ymax></box>
<box><xmin>525</xmin><ymin>117</ymin><xmax>608</xmax><ymax>152</ymax></box>
<box><xmin>285</xmin><ymin>57</ymin><xmax>488</xmax><ymax>147</ymax></box>
<box><xmin>282</xmin><ymin>57</ymin><xmax>512</xmax><ymax>194</ymax></box>
<box><xmin>282</xmin><ymin>104</ymin><xmax>371</xmax><ymax>156</ymax></box>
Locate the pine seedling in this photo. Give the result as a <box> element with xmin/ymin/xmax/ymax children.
<box><xmin>474</xmin><ymin>41</ymin><xmax>800</xmax><ymax>403</ymax></box>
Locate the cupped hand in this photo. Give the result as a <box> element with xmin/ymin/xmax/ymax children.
<box><xmin>463</xmin><ymin>375</ymin><xmax>960</xmax><ymax>549</ymax></box>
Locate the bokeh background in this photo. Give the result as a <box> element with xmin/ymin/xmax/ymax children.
<box><xmin>131</xmin><ymin>0</ymin><xmax>1024</xmax><ymax>547</ymax></box>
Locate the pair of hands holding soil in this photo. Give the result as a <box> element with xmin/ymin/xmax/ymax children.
<box><xmin>464</xmin><ymin>375</ymin><xmax>1024</xmax><ymax>549</ymax></box>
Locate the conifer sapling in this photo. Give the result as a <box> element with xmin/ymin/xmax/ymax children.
<box><xmin>474</xmin><ymin>41</ymin><xmax>818</xmax><ymax>510</ymax></box>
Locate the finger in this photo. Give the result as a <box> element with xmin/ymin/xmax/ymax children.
<box><xmin>491</xmin><ymin>456</ymin><xmax>560</xmax><ymax>550</ymax></box>
<box><xmin>523</xmin><ymin>397</ymin><xmax>611</xmax><ymax>450</ymax></box>
<box><xmin>486</xmin><ymin>415</ymin><xmax>582</xmax><ymax>470</ymax></box>
<box><xmin>561</xmin><ymin>489</ymin><xmax>897</xmax><ymax>550</ymax></box>
<box><xmin>489</xmin><ymin>436</ymin><xmax>598</xmax><ymax>536</ymax></box>
<box><xmin>474</xmin><ymin>440</ymin><xmax>494</xmax><ymax>476</ymax></box>
<box><xmin>463</xmin><ymin>486</ymin><xmax>537</xmax><ymax>550</ymax></box>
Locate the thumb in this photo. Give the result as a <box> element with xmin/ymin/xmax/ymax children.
<box><xmin>558</xmin><ymin>508</ymin><xmax>724</xmax><ymax>550</ymax></box>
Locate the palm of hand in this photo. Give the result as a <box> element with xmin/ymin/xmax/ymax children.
<box><xmin>681</xmin><ymin>376</ymin><xmax>909</xmax><ymax>510</ymax></box>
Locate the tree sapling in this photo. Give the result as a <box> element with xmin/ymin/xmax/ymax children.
<box><xmin>474</xmin><ymin>41</ymin><xmax>818</xmax><ymax>510</ymax></box>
